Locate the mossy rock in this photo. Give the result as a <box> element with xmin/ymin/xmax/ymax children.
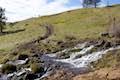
<box><xmin>1</xmin><ymin>64</ymin><xmax>17</xmax><ymax>74</ymax></box>
<box><xmin>30</xmin><ymin>63</ymin><xmax>44</xmax><ymax>74</ymax></box>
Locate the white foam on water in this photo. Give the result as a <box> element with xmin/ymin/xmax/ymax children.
<box><xmin>7</xmin><ymin>58</ymin><xmax>28</xmax><ymax>65</ymax></box>
<box><xmin>74</xmin><ymin>42</ymin><xmax>87</xmax><ymax>49</ymax></box>
<box><xmin>46</xmin><ymin>53</ymin><xmax>57</xmax><ymax>58</ymax></box>
<box><xmin>54</xmin><ymin>45</ymin><xmax>120</xmax><ymax>68</ymax></box>
<box><xmin>0</xmin><ymin>64</ymin><xmax>3</xmax><ymax>68</ymax></box>
<box><xmin>70</xmin><ymin>45</ymin><xmax>94</xmax><ymax>59</ymax></box>
<box><xmin>1</xmin><ymin>42</ymin><xmax>120</xmax><ymax>80</ymax></box>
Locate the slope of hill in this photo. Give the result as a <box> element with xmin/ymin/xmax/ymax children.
<box><xmin>0</xmin><ymin>4</ymin><xmax>120</xmax><ymax>80</ymax></box>
<box><xmin>0</xmin><ymin>4</ymin><xmax>120</xmax><ymax>52</ymax></box>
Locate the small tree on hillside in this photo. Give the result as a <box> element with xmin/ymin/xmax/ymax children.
<box><xmin>108</xmin><ymin>17</ymin><xmax>120</xmax><ymax>38</ymax></box>
<box><xmin>82</xmin><ymin>0</ymin><xmax>101</xmax><ymax>8</ymax></box>
<box><xmin>0</xmin><ymin>7</ymin><xmax>6</xmax><ymax>33</ymax></box>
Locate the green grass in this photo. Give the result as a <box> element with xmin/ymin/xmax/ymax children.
<box><xmin>0</xmin><ymin>4</ymin><xmax>120</xmax><ymax>52</ymax></box>
<box><xmin>0</xmin><ymin>22</ymin><xmax>45</xmax><ymax>52</ymax></box>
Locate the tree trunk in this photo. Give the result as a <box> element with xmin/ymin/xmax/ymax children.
<box><xmin>94</xmin><ymin>2</ymin><xmax>97</xmax><ymax>8</ymax></box>
<box><xmin>0</xmin><ymin>26</ymin><xmax>3</xmax><ymax>33</ymax></box>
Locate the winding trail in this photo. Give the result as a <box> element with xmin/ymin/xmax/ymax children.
<box><xmin>40</xmin><ymin>23</ymin><xmax>54</xmax><ymax>40</ymax></box>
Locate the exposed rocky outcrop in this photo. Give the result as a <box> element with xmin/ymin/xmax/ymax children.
<box><xmin>73</xmin><ymin>68</ymin><xmax>120</xmax><ymax>80</ymax></box>
<box><xmin>43</xmin><ymin>69</ymin><xmax>75</xmax><ymax>80</ymax></box>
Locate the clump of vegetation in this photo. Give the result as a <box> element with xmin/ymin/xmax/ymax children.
<box><xmin>9</xmin><ymin>23</ymin><xmax>14</xmax><ymax>27</ymax></box>
<box><xmin>65</xmin><ymin>35</ymin><xmax>76</xmax><ymax>41</ymax></box>
<box><xmin>1</xmin><ymin>64</ymin><xmax>17</xmax><ymax>74</ymax></box>
<box><xmin>30</xmin><ymin>63</ymin><xmax>44</xmax><ymax>74</ymax></box>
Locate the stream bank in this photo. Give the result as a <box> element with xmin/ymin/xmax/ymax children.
<box><xmin>0</xmin><ymin>39</ymin><xmax>120</xmax><ymax>80</ymax></box>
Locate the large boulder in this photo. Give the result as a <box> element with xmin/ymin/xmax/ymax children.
<box><xmin>24</xmin><ymin>72</ymin><xmax>38</xmax><ymax>80</ymax></box>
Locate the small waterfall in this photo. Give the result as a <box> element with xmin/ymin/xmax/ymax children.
<box><xmin>1</xmin><ymin>42</ymin><xmax>120</xmax><ymax>79</ymax></box>
<box><xmin>54</xmin><ymin>45</ymin><xmax>120</xmax><ymax>68</ymax></box>
<box><xmin>70</xmin><ymin>45</ymin><xmax>94</xmax><ymax>59</ymax></box>
<box><xmin>7</xmin><ymin>58</ymin><xmax>28</xmax><ymax>65</ymax></box>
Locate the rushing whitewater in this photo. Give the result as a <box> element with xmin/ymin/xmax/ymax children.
<box><xmin>43</xmin><ymin>42</ymin><xmax>120</xmax><ymax>69</ymax></box>
<box><xmin>1</xmin><ymin>42</ymin><xmax>120</xmax><ymax>79</ymax></box>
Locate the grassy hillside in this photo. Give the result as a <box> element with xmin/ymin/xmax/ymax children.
<box><xmin>0</xmin><ymin>4</ymin><xmax>120</xmax><ymax>52</ymax></box>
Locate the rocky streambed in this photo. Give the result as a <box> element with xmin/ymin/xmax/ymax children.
<box><xmin>0</xmin><ymin>40</ymin><xmax>120</xmax><ymax>80</ymax></box>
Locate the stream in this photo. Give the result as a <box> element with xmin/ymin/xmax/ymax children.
<box><xmin>41</xmin><ymin>42</ymin><xmax>120</xmax><ymax>74</ymax></box>
<box><xmin>1</xmin><ymin>42</ymin><xmax>120</xmax><ymax>80</ymax></box>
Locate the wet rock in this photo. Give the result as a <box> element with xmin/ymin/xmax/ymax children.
<box><xmin>112</xmin><ymin>40</ymin><xmax>120</xmax><ymax>47</ymax></box>
<box><xmin>74</xmin><ymin>54</ymin><xmax>83</xmax><ymax>59</ymax></box>
<box><xmin>96</xmin><ymin>40</ymin><xmax>106</xmax><ymax>47</ymax></box>
<box><xmin>43</xmin><ymin>69</ymin><xmax>74</xmax><ymax>80</ymax></box>
<box><xmin>100</xmin><ymin>32</ymin><xmax>109</xmax><ymax>37</ymax></box>
<box><xmin>31</xmin><ymin>54</ymin><xmax>39</xmax><ymax>57</ymax></box>
<box><xmin>18</xmin><ymin>54</ymin><xmax>28</xmax><ymax>60</ymax></box>
<box><xmin>24</xmin><ymin>72</ymin><xmax>38</xmax><ymax>80</ymax></box>
<box><xmin>16</xmin><ymin>69</ymin><xmax>26</xmax><ymax>77</ymax></box>
<box><xmin>95</xmin><ymin>40</ymin><xmax>114</xmax><ymax>50</ymax></box>
<box><xmin>86</xmin><ymin>41</ymin><xmax>97</xmax><ymax>47</ymax></box>
<box><xmin>57</xmin><ymin>41</ymin><xmax>64</xmax><ymax>45</ymax></box>
<box><xmin>103</xmin><ymin>42</ymin><xmax>112</xmax><ymax>49</ymax></box>
<box><xmin>57</xmin><ymin>52</ymin><xmax>70</xmax><ymax>59</ymax></box>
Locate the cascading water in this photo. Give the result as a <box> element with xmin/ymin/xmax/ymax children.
<box><xmin>70</xmin><ymin>45</ymin><xmax>94</xmax><ymax>59</ymax></box>
<box><xmin>1</xmin><ymin>42</ymin><xmax>120</xmax><ymax>80</ymax></box>
<box><xmin>43</xmin><ymin>43</ymin><xmax>120</xmax><ymax>69</ymax></box>
<box><xmin>54</xmin><ymin>45</ymin><xmax>95</xmax><ymax>68</ymax></box>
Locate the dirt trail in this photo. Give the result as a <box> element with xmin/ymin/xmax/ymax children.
<box><xmin>40</xmin><ymin>23</ymin><xmax>54</xmax><ymax>40</ymax></box>
<box><xmin>16</xmin><ymin>23</ymin><xmax>54</xmax><ymax>51</ymax></box>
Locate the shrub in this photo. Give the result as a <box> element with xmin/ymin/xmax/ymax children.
<box><xmin>65</xmin><ymin>35</ymin><xmax>76</xmax><ymax>41</ymax></box>
<box><xmin>108</xmin><ymin>18</ymin><xmax>120</xmax><ymax>38</ymax></box>
<box><xmin>1</xmin><ymin>64</ymin><xmax>17</xmax><ymax>74</ymax></box>
<box><xmin>30</xmin><ymin>63</ymin><xmax>44</xmax><ymax>74</ymax></box>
